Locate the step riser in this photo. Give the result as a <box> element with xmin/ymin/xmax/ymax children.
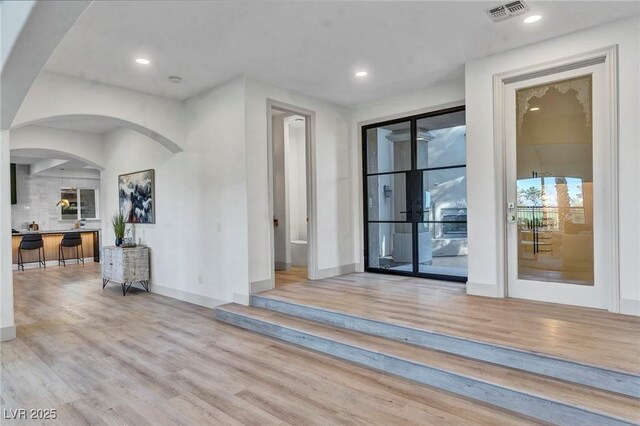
<box><xmin>216</xmin><ymin>308</ymin><xmax>635</xmax><ymax>426</ymax></box>
<box><xmin>252</xmin><ymin>295</ymin><xmax>640</xmax><ymax>398</ymax></box>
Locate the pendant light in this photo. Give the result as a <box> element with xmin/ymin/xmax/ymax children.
<box><xmin>56</xmin><ymin>168</ymin><xmax>70</xmax><ymax>208</ymax></box>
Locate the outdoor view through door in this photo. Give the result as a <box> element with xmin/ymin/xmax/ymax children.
<box><xmin>515</xmin><ymin>75</ymin><xmax>594</xmax><ymax>286</ymax></box>
<box><xmin>363</xmin><ymin>106</ymin><xmax>467</xmax><ymax>282</ymax></box>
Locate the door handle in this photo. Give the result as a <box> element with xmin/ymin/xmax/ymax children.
<box><xmin>507</xmin><ymin>214</ymin><xmax>516</xmax><ymax>223</ymax></box>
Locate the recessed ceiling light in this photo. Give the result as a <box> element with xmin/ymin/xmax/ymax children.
<box><xmin>529</xmin><ymin>107</ymin><xmax>541</xmax><ymax>111</ymax></box>
<box><xmin>135</xmin><ymin>58</ymin><xmax>150</xmax><ymax>65</ymax></box>
<box><xmin>355</xmin><ymin>71</ymin><xmax>368</xmax><ymax>77</ymax></box>
<box><xmin>524</xmin><ymin>15</ymin><xmax>541</xmax><ymax>24</ymax></box>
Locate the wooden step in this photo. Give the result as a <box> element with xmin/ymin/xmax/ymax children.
<box><xmin>215</xmin><ymin>303</ymin><xmax>640</xmax><ymax>426</ymax></box>
<box><xmin>252</xmin><ymin>294</ymin><xmax>640</xmax><ymax>398</ymax></box>
<box><xmin>259</xmin><ymin>276</ymin><xmax>640</xmax><ymax>374</ymax></box>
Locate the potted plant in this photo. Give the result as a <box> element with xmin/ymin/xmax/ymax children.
<box><xmin>111</xmin><ymin>212</ymin><xmax>126</xmax><ymax>246</ymax></box>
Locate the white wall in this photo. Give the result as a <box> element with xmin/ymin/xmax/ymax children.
<box><xmin>101</xmin><ymin>77</ymin><xmax>249</xmax><ymax>307</ymax></box>
<box><xmin>465</xmin><ymin>16</ymin><xmax>640</xmax><ymax>314</ymax></box>
<box><xmin>0</xmin><ymin>131</ymin><xmax>15</xmax><ymax>340</ymax></box>
<box><xmin>351</xmin><ymin>82</ymin><xmax>466</xmax><ymax>270</ymax></box>
<box><xmin>244</xmin><ymin>77</ymin><xmax>354</xmax><ymax>286</ymax></box>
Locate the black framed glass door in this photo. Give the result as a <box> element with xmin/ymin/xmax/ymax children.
<box><xmin>363</xmin><ymin>106</ymin><xmax>467</xmax><ymax>282</ymax></box>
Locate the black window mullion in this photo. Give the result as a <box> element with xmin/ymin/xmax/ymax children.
<box><xmin>362</xmin><ymin>124</ymin><xmax>369</xmax><ymax>268</ymax></box>
<box><xmin>415</xmin><ymin>164</ymin><xmax>467</xmax><ymax>173</ymax></box>
<box><xmin>410</xmin><ymin>119</ymin><xmax>419</xmax><ymax>275</ymax></box>
<box><xmin>362</xmin><ymin>106</ymin><xmax>467</xmax><ymax>282</ymax></box>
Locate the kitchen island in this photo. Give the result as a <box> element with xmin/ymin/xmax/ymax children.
<box><xmin>12</xmin><ymin>229</ymin><xmax>100</xmax><ymax>267</ymax></box>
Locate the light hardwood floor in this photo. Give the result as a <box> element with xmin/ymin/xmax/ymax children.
<box><xmin>261</xmin><ymin>273</ymin><xmax>640</xmax><ymax>373</ymax></box>
<box><xmin>2</xmin><ymin>263</ymin><xmax>541</xmax><ymax>425</ymax></box>
<box><xmin>275</xmin><ymin>266</ymin><xmax>307</xmax><ymax>287</ymax></box>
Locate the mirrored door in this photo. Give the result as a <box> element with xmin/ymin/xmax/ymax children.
<box><xmin>363</xmin><ymin>107</ymin><xmax>467</xmax><ymax>282</ymax></box>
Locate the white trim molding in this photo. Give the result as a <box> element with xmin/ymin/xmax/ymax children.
<box><xmin>13</xmin><ymin>259</ymin><xmax>96</xmax><ymax>270</ymax></box>
<box><xmin>1</xmin><ymin>325</ymin><xmax>16</xmax><ymax>341</ymax></box>
<box><xmin>250</xmin><ymin>278</ymin><xmax>273</xmax><ymax>294</ymax></box>
<box><xmin>492</xmin><ymin>45</ymin><xmax>620</xmax><ymax>312</ymax></box>
<box><xmin>152</xmin><ymin>284</ymin><xmax>226</xmax><ymax>309</ymax></box>
<box><xmin>467</xmin><ymin>281</ymin><xmax>502</xmax><ymax>298</ymax></box>
<box><xmin>619</xmin><ymin>299</ymin><xmax>640</xmax><ymax>317</ymax></box>
<box><xmin>233</xmin><ymin>293</ymin><xmax>251</xmax><ymax>306</ymax></box>
<box><xmin>316</xmin><ymin>263</ymin><xmax>357</xmax><ymax>280</ymax></box>
<box><xmin>273</xmin><ymin>262</ymin><xmax>291</xmax><ymax>272</ymax></box>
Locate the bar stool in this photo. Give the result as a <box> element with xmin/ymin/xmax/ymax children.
<box><xmin>17</xmin><ymin>234</ymin><xmax>45</xmax><ymax>271</ymax></box>
<box><xmin>58</xmin><ymin>232</ymin><xmax>84</xmax><ymax>267</ymax></box>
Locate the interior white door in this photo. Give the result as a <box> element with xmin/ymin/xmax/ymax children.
<box><xmin>505</xmin><ymin>62</ymin><xmax>612</xmax><ymax>309</ymax></box>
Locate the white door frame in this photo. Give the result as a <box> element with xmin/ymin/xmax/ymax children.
<box><xmin>266</xmin><ymin>99</ymin><xmax>318</xmax><ymax>288</ymax></box>
<box><xmin>492</xmin><ymin>46</ymin><xmax>619</xmax><ymax>312</ymax></box>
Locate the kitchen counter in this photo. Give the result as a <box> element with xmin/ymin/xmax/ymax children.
<box><xmin>12</xmin><ymin>228</ymin><xmax>101</xmax><ymax>236</ymax></box>
<box><xmin>12</xmin><ymin>229</ymin><xmax>100</xmax><ymax>266</ymax></box>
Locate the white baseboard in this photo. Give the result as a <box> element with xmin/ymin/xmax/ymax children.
<box><xmin>152</xmin><ymin>284</ymin><xmax>226</xmax><ymax>309</ymax></box>
<box><xmin>0</xmin><ymin>325</ymin><xmax>16</xmax><ymax>341</ymax></box>
<box><xmin>233</xmin><ymin>293</ymin><xmax>250</xmax><ymax>306</ymax></box>
<box><xmin>274</xmin><ymin>261</ymin><xmax>291</xmax><ymax>271</ymax></box>
<box><xmin>251</xmin><ymin>278</ymin><xmax>274</xmax><ymax>294</ymax></box>
<box><xmin>619</xmin><ymin>298</ymin><xmax>640</xmax><ymax>316</ymax></box>
<box><xmin>466</xmin><ymin>281</ymin><xmax>501</xmax><ymax>298</ymax></box>
<box><xmin>13</xmin><ymin>258</ymin><xmax>95</xmax><ymax>270</ymax></box>
<box><xmin>315</xmin><ymin>263</ymin><xmax>357</xmax><ymax>280</ymax></box>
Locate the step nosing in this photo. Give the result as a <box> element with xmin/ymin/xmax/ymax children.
<box><xmin>252</xmin><ymin>295</ymin><xmax>637</xmax><ymax>377</ymax></box>
<box><xmin>216</xmin><ymin>308</ymin><xmax>638</xmax><ymax>426</ymax></box>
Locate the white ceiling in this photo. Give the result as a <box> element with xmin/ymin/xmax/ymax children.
<box><xmin>44</xmin><ymin>1</ymin><xmax>640</xmax><ymax>106</ymax></box>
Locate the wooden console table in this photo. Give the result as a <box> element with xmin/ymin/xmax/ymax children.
<box><xmin>102</xmin><ymin>246</ymin><xmax>150</xmax><ymax>295</ymax></box>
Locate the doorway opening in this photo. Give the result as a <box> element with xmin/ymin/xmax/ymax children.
<box><xmin>362</xmin><ymin>106</ymin><xmax>468</xmax><ymax>282</ymax></box>
<box><xmin>270</xmin><ymin>107</ymin><xmax>311</xmax><ymax>287</ymax></box>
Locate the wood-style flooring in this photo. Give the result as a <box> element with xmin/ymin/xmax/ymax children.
<box><xmin>274</xmin><ymin>266</ymin><xmax>307</xmax><ymax>287</ymax></box>
<box><xmin>260</xmin><ymin>273</ymin><xmax>640</xmax><ymax>374</ymax></box>
<box><xmin>2</xmin><ymin>264</ymin><xmax>541</xmax><ymax>425</ymax></box>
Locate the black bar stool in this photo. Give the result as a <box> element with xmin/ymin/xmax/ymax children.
<box><xmin>59</xmin><ymin>232</ymin><xmax>84</xmax><ymax>267</ymax></box>
<box><xmin>18</xmin><ymin>234</ymin><xmax>45</xmax><ymax>271</ymax></box>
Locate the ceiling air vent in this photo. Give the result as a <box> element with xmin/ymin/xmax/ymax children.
<box><xmin>486</xmin><ymin>1</ymin><xmax>529</xmax><ymax>22</ymax></box>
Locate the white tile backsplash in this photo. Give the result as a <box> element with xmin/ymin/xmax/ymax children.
<box><xmin>11</xmin><ymin>165</ymin><xmax>101</xmax><ymax>231</ymax></box>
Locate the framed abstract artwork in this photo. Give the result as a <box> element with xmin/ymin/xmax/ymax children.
<box><xmin>118</xmin><ymin>169</ymin><xmax>155</xmax><ymax>224</ymax></box>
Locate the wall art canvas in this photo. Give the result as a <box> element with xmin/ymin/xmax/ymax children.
<box><xmin>118</xmin><ymin>169</ymin><xmax>155</xmax><ymax>224</ymax></box>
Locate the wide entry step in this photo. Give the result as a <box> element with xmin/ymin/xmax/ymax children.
<box><xmin>215</xmin><ymin>303</ymin><xmax>639</xmax><ymax>426</ymax></box>
<box><xmin>252</xmin><ymin>294</ymin><xmax>640</xmax><ymax>398</ymax></box>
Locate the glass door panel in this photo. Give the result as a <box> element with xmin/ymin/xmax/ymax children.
<box><xmin>515</xmin><ymin>75</ymin><xmax>594</xmax><ymax>286</ymax></box>
<box><xmin>363</xmin><ymin>107</ymin><xmax>467</xmax><ymax>282</ymax></box>
<box><xmin>367</xmin><ymin>223</ymin><xmax>413</xmax><ymax>271</ymax></box>
<box><xmin>366</xmin><ymin>174</ymin><xmax>408</xmax><ymax>222</ymax></box>
<box><xmin>366</xmin><ymin>171</ymin><xmax>413</xmax><ymax>271</ymax></box>
<box><xmin>366</xmin><ymin>121</ymin><xmax>412</xmax><ymax>174</ymax></box>
<box><xmin>418</xmin><ymin>168</ymin><xmax>468</xmax><ymax>279</ymax></box>
<box><xmin>417</xmin><ymin>111</ymin><xmax>466</xmax><ymax>169</ymax></box>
